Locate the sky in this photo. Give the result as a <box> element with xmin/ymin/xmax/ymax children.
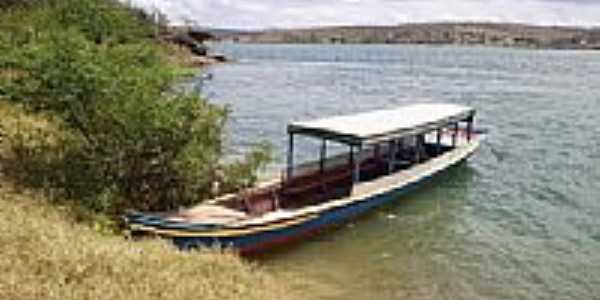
<box><xmin>127</xmin><ymin>0</ymin><xmax>600</xmax><ymax>29</ymax></box>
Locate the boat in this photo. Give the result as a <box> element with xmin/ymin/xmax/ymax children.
<box><xmin>125</xmin><ymin>103</ymin><xmax>485</xmax><ymax>254</ymax></box>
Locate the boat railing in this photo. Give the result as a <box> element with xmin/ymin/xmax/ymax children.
<box><xmin>286</xmin><ymin>152</ymin><xmax>353</xmax><ymax>179</ymax></box>
<box><xmin>279</xmin><ymin>153</ymin><xmax>393</xmax><ymax>206</ymax></box>
<box><xmin>282</xmin><ymin>165</ymin><xmax>353</xmax><ymax>195</ymax></box>
<box><xmin>241</xmin><ymin>128</ymin><xmax>479</xmax><ymax>214</ymax></box>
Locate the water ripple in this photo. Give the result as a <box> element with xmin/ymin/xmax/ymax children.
<box><xmin>205</xmin><ymin>44</ymin><xmax>600</xmax><ymax>300</ymax></box>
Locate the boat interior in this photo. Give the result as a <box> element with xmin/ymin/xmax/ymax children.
<box><xmin>174</xmin><ymin>127</ymin><xmax>476</xmax><ymax>224</ymax></box>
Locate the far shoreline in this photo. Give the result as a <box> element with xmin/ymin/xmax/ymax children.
<box><xmin>208</xmin><ymin>41</ymin><xmax>600</xmax><ymax>53</ymax></box>
<box><xmin>202</xmin><ymin>23</ymin><xmax>600</xmax><ymax>51</ymax></box>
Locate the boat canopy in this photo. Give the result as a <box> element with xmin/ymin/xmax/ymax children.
<box><xmin>288</xmin><ymin>103</ymin><xmax>475</xmax><ymax>145</ymax></box>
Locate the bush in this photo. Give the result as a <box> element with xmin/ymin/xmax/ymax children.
<box><xmin>0</xmin><ymin>0</ymin><xmax>271</xmax><ymax>217</ymax></box>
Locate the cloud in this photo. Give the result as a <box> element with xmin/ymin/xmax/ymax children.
<box><xmin>128</xmin><ymin>0</ymin><xmax>600</xmax><ymax>29</ymax></box>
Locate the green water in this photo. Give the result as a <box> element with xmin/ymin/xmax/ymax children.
<box><xmin>201</xmin><ymin>44</ymin><xmax>600</xmax><ymax>299</ymax></box>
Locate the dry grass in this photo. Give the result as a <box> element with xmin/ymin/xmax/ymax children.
<box><xmin>163</xmin><ymin>42</ymin><xmax>192</xmax><ymax>65</ymax></box>
<box><xmin>0</xmin><ymin>100</ymin><xmax>61</xmax><ymax>145</ymax></box>
<box><xmin>0</xmin><ymin>183</ymin><xmax>292</xmax><ymax>300</ymax></box>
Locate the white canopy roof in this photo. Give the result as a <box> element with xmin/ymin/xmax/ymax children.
<box><xmin>289</xmin><ymin>103</ymin><xmax>475</xmax><ymax>145</ymax></box>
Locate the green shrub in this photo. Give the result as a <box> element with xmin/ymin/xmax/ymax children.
<box><xmin>0</xmin><ymin>0</ymin><xmax>271</xmax><ymax>217</ymax></box>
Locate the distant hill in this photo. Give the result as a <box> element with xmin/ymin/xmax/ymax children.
<box><xmin>215</xmin><ymin>23</ymin><xmax>600</xmax><ymax>50</ymax></box>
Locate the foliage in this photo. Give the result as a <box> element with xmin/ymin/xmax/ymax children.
<box><xmin>219</xmin><ymin>143</ymin><xmax>273</xmax><ymax>193</ymax></box>
<box><xmin>0</xmin><ymin>0</ymin><xmax>270</xmax><ymax>217</ymax></box>
<box><xmin>0</xmin><ymin>0</ymin><xmax>153</xmax><ymax>43</ymax></box>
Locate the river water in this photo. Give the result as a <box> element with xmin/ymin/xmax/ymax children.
<box><xmin>201</xmin><ymin>44</ymin><xmax>600</xmax><ymax>300</ymax></box>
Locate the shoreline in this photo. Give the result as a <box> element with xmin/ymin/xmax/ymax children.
<box><xmin>220</xmin><ymin>40</ymin><xmax>600</xmax><ymax>51</ymax></box>
<box><xmin>189</xmin><ymin>54</ymin><xmax>228</xmax><ymax>67</ymax></box>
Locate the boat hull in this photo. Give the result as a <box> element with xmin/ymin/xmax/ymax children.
<box><xmin>132</xmin><ymin>148</ymin><xmax>474</xmax><ymax>255</ymax></box>
<box><xmin>127</xmin><ymin>134</ymin><xmax>483</xmax><ymax>255</ymax></box>
<box><xmin>176</xmin><ymin>162</ymin><xmax>460</xmax><ymax>254</ymax></box>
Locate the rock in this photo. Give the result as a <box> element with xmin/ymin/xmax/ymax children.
<box><xmin>189</xmin><ymin>56</ymin><xmax>219</xmax><ymax>66</ymax></box>
<box><xmin>211</xmin><ymin>54</ymin><xmax>228</xmax><ymax>62</ymax></box>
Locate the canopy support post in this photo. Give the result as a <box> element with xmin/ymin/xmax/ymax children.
<box><xmin>320</xmin><ymin>139</ymin><xmax>327</xmax><ymax>174</ymax></box>
<box><xmin>452</xmin><ymin>122</ymin><xmax>459</xmax><ymax>147</ymax></box>
<box><xmin>388</xmin><ymin>140</ymin><xmax>396</xmax><ymax>174</ymax></box>
<box><xmin>349</xmin><ymin>144</ymin><xmax>354</xmax><ymax>174</ymax></box>
<box><xmin>467</xmin><ymin>116</ymin><xmax>473</xmax><ymax>142</ymax></box>
<box><xmin>287</xmin><ymin>132</ymin><xmax>294</xmax><ymax>180</ymax></box>
<box><xmin>353</xmin><ymin>144</ymin><xmax>363</xmax><ymax>183</ymax></box>
<box><xmin>415</xmin><ymin>135</ymin><xmax>422</xmax><ymax>163</ymax></box>
<box><xmin>436</xmin><ymin>128</ymin><xmax>442</xmax><ymax>154</ymax></box>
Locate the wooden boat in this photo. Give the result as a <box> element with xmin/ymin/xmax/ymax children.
<box><xmin>125</xmin><ymin>103</ymin><xmax>485</xmax><ymax>254</ymax></box>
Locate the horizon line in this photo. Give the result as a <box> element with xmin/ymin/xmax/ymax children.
<box><xmin>180</xmin><ymin>21</ymin><xmax>600</xmax><ymax>31</ymax></box>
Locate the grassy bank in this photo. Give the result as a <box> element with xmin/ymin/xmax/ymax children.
<box><xmin>0</xmin><ymin>183</ymin><xmax>292</xmax><ymax>300</ymax></box>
